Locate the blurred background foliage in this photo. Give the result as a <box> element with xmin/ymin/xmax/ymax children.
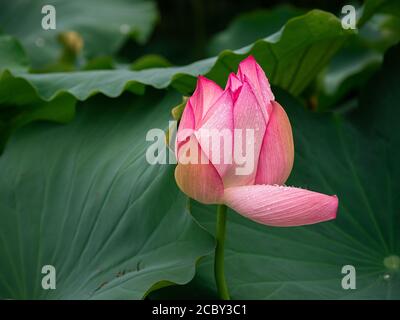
<box><xmin>0</xmin><ymin>0</ymin><xmax>381</xmax><ymax>66</ymax></box>
<box><xmin>1</xmin><ymin>0</ymin><xmax>399</xmax><ymax>108</ymax></box>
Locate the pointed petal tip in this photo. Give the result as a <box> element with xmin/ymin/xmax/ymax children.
<box><xmin>194</xmin><ymin>75</ymin><xmax>223</xmax><ymax>96</ymax></box>
<box><xmin>238</xmin><ymin>75</ymin><xmax>253</xmax><ymax>91</ymax></box>
<box><xmin>329</xmin><ymin>194</ymin><xmax>339</xmax><ymax>219</ymax></box>
<box><xmin>190</xmin><ymin>75</ymin><xmax>224</xmax><ymax>124</ymax></box>
<box><xmin>226</xmin><ymin>72</ymin><xmax>241</xmax><ymax>86</ymax></box>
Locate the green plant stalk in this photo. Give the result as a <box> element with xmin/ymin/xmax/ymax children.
<box><xmin>214</xmin><ymin>204</ymin><xmax>230</xmax><ymax>300</ymax></box>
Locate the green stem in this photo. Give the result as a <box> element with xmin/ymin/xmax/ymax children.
<box><xmin>214</xmin><ymin>204</ymin><xmax>230</xmax><ymax>300</ymax></box>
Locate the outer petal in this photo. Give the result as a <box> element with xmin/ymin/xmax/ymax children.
<box><xmin>190</xmin><ymin>76</ymin><xmax>223</xmax><ymax>127</ymax></box>
<box><xmin>175</xmin><ymin>135</ymin><xmax>224</xmax><ymax>204</ymax></box>
<box><xmin>223</xmin><ymin>80</ymin><xmax>266</xmax><ymax>187</ymax></box>
<box><xmin>237</xmin><ymin>56</ymin><xmax>274</xmax><ymax>122</ymax></box>
<box><xmin>255</xmin><ymin>101</ymin><xmax>294</xmax><ymax>185</ymax></box>
<box><xmin>196</xmin><ymin>90</ymin><xmax>234</xmax><ymax>178</ymax></box>
<box><xmin>224</xmin><ymin>185</ymin><xmax>338</xmax><ymax>227</ymax></box>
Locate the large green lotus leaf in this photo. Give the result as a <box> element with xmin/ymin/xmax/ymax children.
<box><xmin>0</xmin><ymin>0</ymin><xmax>158</xmax><ymax>68</ymax></box>
<box><xmin>0</xmin><ymin>91</ymin><xmax>214</xmax><ymax>299</ymax></box>
<box><xmin>1</xmin><ymin>10</ymin><xmax>352</xmax><ymax>103</ymax></box>
<box><xmin>154</xmin><ymin>45</ymin><xmax>400</xmax><ymax>300</ymax></box>
<box><xmin>207</xmin><ymin>5</ymin><xmax>305</xmax><ymax>56</ymax></box>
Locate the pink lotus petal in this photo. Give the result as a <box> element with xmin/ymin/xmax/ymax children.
<box><xmin>176</xmin><ymin>101</ymin><xmax>195</xmax><ymax>155</ymax></box>
<box><xmin>224</xmin><ymin>185</ymin><xmax>338</xmax><ymax>227</ymax></box>
<box><xmin>237</xmin><ymin>56</ymin><xmax>274</xmax><ymax>123</ymax></box>
<box><xmin>223</xmin><ymin>80</ymin><xmax>266</xmax><ymax>187</ymax></box>
<box><xmin>256</xmin><ymin>101</ymin><xmax>294</xmax><ymax>185</ymax></box>
<box><xmin>190</xmin><ymin>76</ymin><xmax>223</xmax><ymax>127</ymax></box>
<box><xmin>196</xmin><ymin>90</ymin><xmax>234</xmax><ymax>178</ymax></box>
<box><xmin>175</xmin><ymin>135</ymin><xmax>224</xmax><ymax>204</ymax></box>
